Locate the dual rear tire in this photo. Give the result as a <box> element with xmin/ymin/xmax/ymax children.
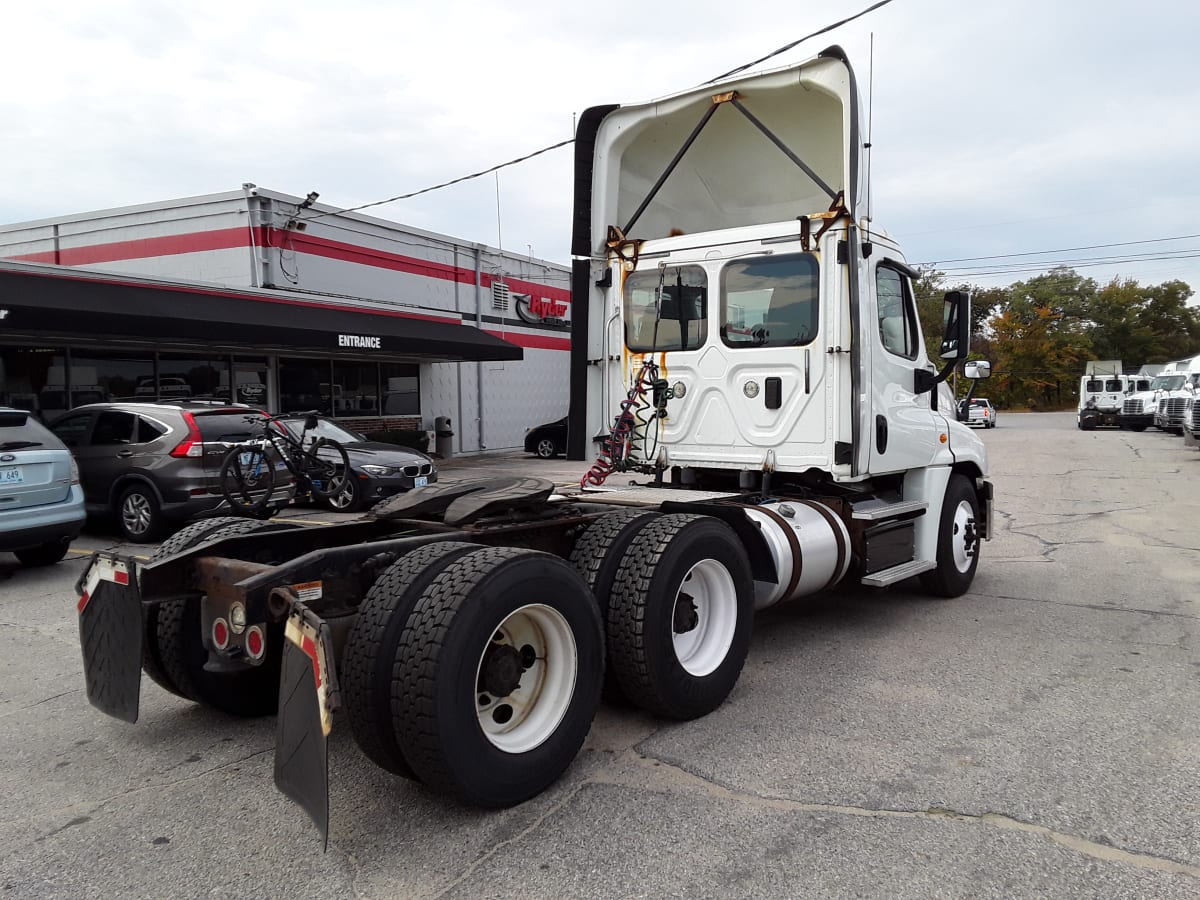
<box><xmin>342</xmin><ymin>544</ymin><xmax>604</xmax><ymax>807</ymax></box>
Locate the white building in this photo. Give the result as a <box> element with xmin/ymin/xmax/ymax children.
<box><xmin>0</xmin><ymin>186</ymin><xmax>572</xmax><ymax>453</ymax></box>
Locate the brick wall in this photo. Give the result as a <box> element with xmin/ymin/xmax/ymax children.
<box><xmin>337</xmin><ymin>415</ymin><xmax>422</xmax><ymax>434</ymax></box>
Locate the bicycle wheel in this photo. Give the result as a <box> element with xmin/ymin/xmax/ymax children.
<box><xmin>220</xmin><ymin>443</ymin><xmax>277</xmax><ymax>514</ymax></box>
<box><xmin>304</xmin><ymin>437</ymin><xmax>351</xmax><ymax>499</ymax></box>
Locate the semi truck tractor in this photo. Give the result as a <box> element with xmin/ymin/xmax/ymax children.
<box><xmin>75</xmin><ymin>47</ymin><xmax>993</xmax><ymax>844</ymax></box>
<box><xmin>1121</xmin><ymin>358</ymin><xmax>1200</xmax><ymax>433</ymax></box>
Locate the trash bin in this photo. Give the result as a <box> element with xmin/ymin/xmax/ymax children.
<box><xmin>434</xmin><ymin>416</ymin><xmax>454</xmax><ymax>459</ymax></box>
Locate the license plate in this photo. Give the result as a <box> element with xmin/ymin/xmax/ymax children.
<box><xmin>0</xmin><ymin>467</ymin><xmax>23</xmax><ymax>484</ymax></box>
<box><xmin>414</xmin><ymin>475</ymin><xmax>428</xmax><ymax>488</ymax></box>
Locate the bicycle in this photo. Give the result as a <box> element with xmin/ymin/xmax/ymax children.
<box><xmin>219</xmin><ymin>411</ymin><xmax>350</xmax><ymax>515</ymax></box>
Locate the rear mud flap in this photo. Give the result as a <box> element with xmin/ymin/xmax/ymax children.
<box><xmin>274</xmin><ymin>601</ymin><xmax>339</xmax><ymax>848</ymax></box>
<box><xmin>76</xmin><ymin>554</ymin><xmax>143</xmax><ymax>724</ymax></box>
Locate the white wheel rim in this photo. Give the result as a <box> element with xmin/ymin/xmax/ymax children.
<box><xmin>328</xmin><ymin>477</ymin><xmax>355</xmax><ymax>509</ymax></box>
<box><xmin>474</xmin><ymin>603</ymin><xmax>577</xmax><ymax>754</ymax></box>
<box><xmin>538</xmin><ymin>439</ymin><xmax>554</xmax><ymax>457</ymax></box>
<box><xmin>672</xmin><ymin>559</ymin><xmax>738</xmax><ymax>677</ymax></box>
<box><xmin>951</xmin><ymin>500</ymin><xmax>976</xmax><ymax>573</ymax></box>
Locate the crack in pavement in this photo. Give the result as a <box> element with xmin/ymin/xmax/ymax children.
<box><xmin>979</xmin><ymin>591</ymin><xmax>1200</xmax><ymax>622</ymax></box>
<box><xmin>430</xmin><ymin>782</ymin><xmax>591</xmax><ymax>900</ymax></box>
<box><xmin>601</xmin><ymin>750</ymin><xmax>1200</xmax><ymax>881</ymax></box>
<box><xmin>14</xmin><ymin>748</ymin><xmax>274</xmax><ymax>839</ymax></box>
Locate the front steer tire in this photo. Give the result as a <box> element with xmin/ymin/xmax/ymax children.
<box><xmin>341</xmin><ymin>541</ymin><xmax>480</xmax><ymax>777</ymax></box>
<box><xmin>919</xmin><ymin>474</ymin><xmax>981</xmax><ymax>598</ymax></box>
<box><xmin>390</xmin><ymin>547</ymin><xmax>603</xmax><ymax>807</ymax></box>
<box><xmin>607</xmin><ymin>514</ymin><xmax>755</xmax><ymax>720</ymax></box>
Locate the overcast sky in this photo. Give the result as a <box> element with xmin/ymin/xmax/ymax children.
<box><xmin>3</xmin><ymin>0</ymin><xmax>1198</xmax><ymax>296</ymax></box>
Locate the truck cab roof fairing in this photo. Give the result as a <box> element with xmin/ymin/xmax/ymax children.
<box><xmin>576</xmin><ymin>47</ymin><xmax>861</xmax><ymax>257</ymax></box>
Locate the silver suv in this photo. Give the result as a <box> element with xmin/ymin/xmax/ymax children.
<box><xmin>0</xmin><ymin>407</ymin><xmax>86</xmax><ymax>566</ymax></box>
<box><xmin>48</xmin><ymin>401</ymin><xmax>294</xmax><ymax>542</ymax></box>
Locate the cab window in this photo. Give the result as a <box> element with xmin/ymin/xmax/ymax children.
<box><xmin>624</xmin><ymin>265</ymin><xmax>707</xmax><ymax>352</ymax></box>
<box><xmin>720</xmin><ymin>253</ymin><xmax>818</xmax><ymax>348</ymax></box>
<box><xmin>876</xmin><ymin>266</ymin><xmax>920</xmax><ymax>359</ymax></box>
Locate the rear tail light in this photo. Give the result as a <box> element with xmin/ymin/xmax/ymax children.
<box><xmin>245</xmin><ymin>625</ymin><xmax>266</xmax><ymax>660</ymax></box>
<box><xmin>212</xmin><ymin>617</ymin><xmax>230</xmax><ymax>651</ymax></box>
<box><xmin>69</xmin><ymin>457</ymin><xmax>81</xmax><ymax>485</ymax></box>
<box><xmin>169</xmin><ymin>412</ymin><xmax>204</xmax><ymax>458</ymax></box>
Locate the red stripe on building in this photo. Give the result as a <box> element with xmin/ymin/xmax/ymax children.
<box><xmin>13</xmin><ymin>228</ymin><xmax>251</xmax><ymax>266</ymax></box>
<box><xmin>13</xmin><ymin>226</ymin><xmax>571</xmax><ymax>304</ymax></box>
<box><xmin>483</xmin><ymin>330</ymin><xmax>571</xmax><ymax>351</ymax></box>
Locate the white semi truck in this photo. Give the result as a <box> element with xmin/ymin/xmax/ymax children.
<box><xmin>74</xmin><ymin>47</ymin><xmax>993</xmax><ymax>843</ymax></box>
<box><xmin>1120</xmin><ymin>357</ymin><xmax>1200</xmax><ymax>433</ymax></box>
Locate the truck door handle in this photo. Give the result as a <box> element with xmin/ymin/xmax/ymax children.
<box><xmin>875</xmin><ymin>415</ymin><xmax>888</xmax><ymax>454</ymax></box>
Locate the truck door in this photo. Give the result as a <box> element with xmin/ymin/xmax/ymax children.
<box><xmin>867</xmin><ymin>261</ymin><xmax>942</xmax><ymax>473</ymax></box>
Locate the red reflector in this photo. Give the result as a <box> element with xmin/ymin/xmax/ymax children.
<box><xmin>77</xmin><ymin>591</ymin><xmax>90</xmax><ymax>614</ymax></box>
<box><xmin>212</xmin><ymin>618</ymin><xmax>230</xmax><ymax>650</ymax></box>
<box><xmin>246</xmin><ymin>626</ymin><xmax>265</xmax><ymax>660</ymax></box>
<box><xmin>114</xmin><ymin>570</ymin><xmax>129</xmax><ymax>586</ymax></box>
<box><xmin>301</xmin><ymin>635</ymin><xmax>322</xmax><ymax>688</ymax></box>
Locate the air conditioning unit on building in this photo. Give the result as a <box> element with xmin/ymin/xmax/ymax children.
<box><xmin>492</xmin><ymin>280</ymin><xmax>510</xmax><ymax>311</ymax></box>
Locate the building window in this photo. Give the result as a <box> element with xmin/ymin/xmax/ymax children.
<box><xmin>0</xmin><ymin>346</ymin><xmax>65</xmax><ymax>422</ymax></box>
<box><xmin>69</xmin><ymin>349</ymin><xmax>154</xmax><ymax>412</ymax></box>
<box><xmin>382</xmin><ymin>363</ymin><xmax>420</xmax><ymax>416</ymax></box>
<box><xmin>157</xmin><ymin>352</ymin><xmax>229</xmax><ymax>402</ymax></box>
<box><xmin>279</xmin><ymin>358</ymin><xmax>332</xmax><ymax>416</ymax></box>
<box><xmin>333</xmin><ymin>361</ymin><xmax>380</xmax><ymax>417</ymax></box>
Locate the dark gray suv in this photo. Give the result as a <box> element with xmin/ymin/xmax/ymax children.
<box><xmin>48</xmin><ymin>401</ymin><xmax>294</xmax><ymax>542</ymax></box>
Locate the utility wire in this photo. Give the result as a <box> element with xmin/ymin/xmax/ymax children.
<box><xmin>303</xmin><ymin>2</ymin><xmax>898</xmax><ymax>225</ymax></box>
<box><xmin>303</xmin><ymin>139</ymin><xmax>576</xmax><ymax>222</ymax></box>
<box><xmin>708</xmin><ymin>0</ymin><xmax>898</xmax><ymax>82</ymax></box>
<box><xmin>914</xmin><ymin>233</ymin><xmax>1200</xmax><ymax>267</ymax></box>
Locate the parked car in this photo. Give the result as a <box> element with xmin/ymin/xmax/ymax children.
<box><xmin>47</xmin><ymin>401</ymin><xmax>294</xmax><ymax>542</ymax></box>
<box><xmin>0</xmin><ymin>407</ymin><xmax>86</xmax><ymax>566</ymax></box>
<box><xmin>960</xmin><ymin>398</ymin><xmax>998</xmax><ymax>429</ymax></box>
<box><xmin>278</xmin><ymin>415</ymin><xmax>437</xmax><ymax>512</ymax></box>
<box><xmin>524</xmin><ymin>416</ymin><xmax>568</xmax><ymax>459</ymax></box>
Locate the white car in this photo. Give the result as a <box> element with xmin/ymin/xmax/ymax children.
<box><xmin>962</xmin><ymin>398</ymin><xmax>997</xmax><ymax>428</ymax></box>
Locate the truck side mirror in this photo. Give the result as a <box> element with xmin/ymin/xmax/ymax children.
<box><xmin>963</xmin><ymin>360</ymin><xmax>991</xmax><ymax>379</ymax></box>
<box><xmin>940</xmin><ymin>291</ymin><xmax>971</xmax><ymax>361</ymax></box>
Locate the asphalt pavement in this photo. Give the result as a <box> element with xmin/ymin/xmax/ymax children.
<box><xmin>1</xmin><ymin>415</ymin><xmax>1197</xmax><ymax>898</ymax></box>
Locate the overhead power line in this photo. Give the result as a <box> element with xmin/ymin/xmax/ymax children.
<box><xmin>303</xmin><ymin>1</ymin><xmax>898</xmax><ymax>225</ymax></box>
<box><xmin>913</xmin><ymin>233</ymin><xmax>1200</xmax><ymax>267</ymax></box>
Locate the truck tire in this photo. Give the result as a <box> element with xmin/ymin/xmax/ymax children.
<box><xmin>342</xmin><ymin>541</ymin><xmax>480</xmax><ymax>777</ymax></box>
<box><xmin>919</xmin><ymin>474</ymin><xmax>981</xmax><ymax>598</ymax></box>
<box><xmin>142</xmin><ymin>517</ymin><xmax>262</xmax><ymax>698</ymax></box>
<box><xmin>391</xmin><ymin>547</ymin><xmax>603</xmax><ymax>807</ymax></box>
<box><xmin>567</xmin><ymin>508</ymin><xmax>661</xmax><ymax>702</ymax></box>
<box><xmin>152</xmin><ymin>519</ymin><xmax>287</xmax><ymax>715</ymax></box>
<box><xmin>607</xmin><ymin>514</ymin><xmax>755</xmax><ymax>720</ymax></box>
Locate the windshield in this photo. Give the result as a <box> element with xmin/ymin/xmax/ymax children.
<box><xmin>1150</xmin><ymin>375</ymin><xmax>1186</xmax><ymax>391</ymax></box>
<box><xmin>282</xmin><ymin>418</ymin><xmax>363</xmax><ymax>444</ymax></box>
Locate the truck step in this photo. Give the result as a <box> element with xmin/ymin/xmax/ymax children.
<box><xmin>860</xmin><ymin>558</ymin><xmax>937</xmax><ymax>587</ymax></box>
<box><xmin>850</xmin><ymin>498</ymin><xmax>928</xmax><ymax>521</ymax></box>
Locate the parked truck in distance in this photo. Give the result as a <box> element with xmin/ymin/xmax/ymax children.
<box><xmin>74</xmin><ymin>47</ymin><xmax>993</xmax><ymax>845</ymax></box>
<box><xmin>1120</xmin><ymin>359</ymin><xmax>1200</xmax><ymax>433</ymax></box>
<box><xmin>1078</xmin><ymin>373</ymin><xmax>1149</xmax><ymax>430</ymax></box>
